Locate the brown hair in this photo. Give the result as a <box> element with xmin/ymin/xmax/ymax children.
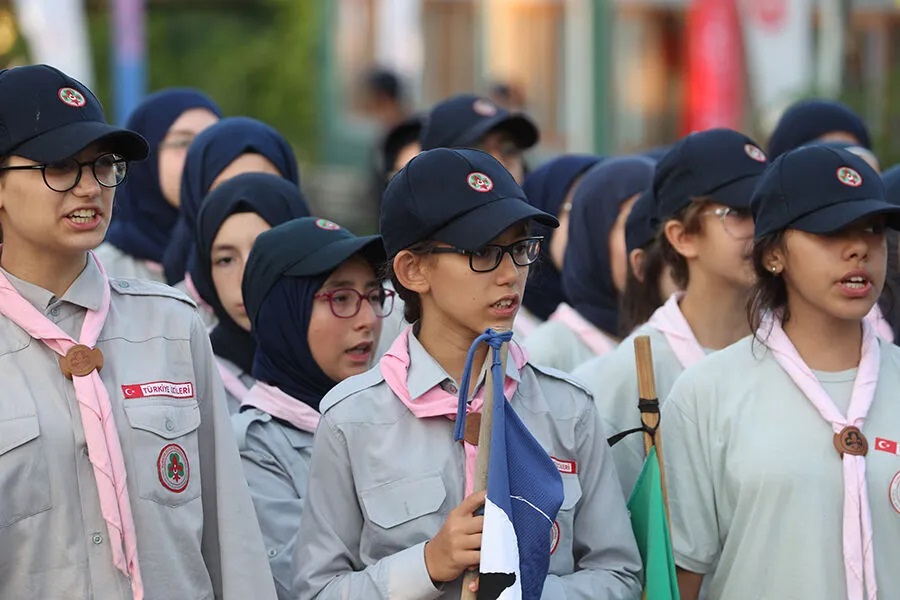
<box><xmin>746</xmin><ymin>231</ymin><xmax>789</xmax><ymax>341</ymax></box>
<box><xmin>658</xmin><ymin>197</ymin><xmax>712</xmax><ymax>288</ymax></box>
<box><xmin>383</xmin><ymin>240</ymin><xmax>439</xmax><ymax>324</ymax></box>
<box><xmin>619</xmin><ymin>239</ymin><xmax>668</xmax><ymax>335</ymax></box>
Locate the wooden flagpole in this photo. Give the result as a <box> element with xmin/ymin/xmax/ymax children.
<box><xmin>460</xmin><ymin>336</ymin><xmax>510</xmax><ymax>600</ymax></box>
<box><xmin>633</xmin><ymin>335</ymin><xmax>671</xmax><ymax>518</ymax></box>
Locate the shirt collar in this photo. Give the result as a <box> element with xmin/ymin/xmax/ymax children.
<box><xmin>0</xmin><ymin>255</ymin><xmax>105</xmax><ymax>313</ymax></box>
<box><xmin>405</xmin><ymin>329</ymin><xmax>522</xmax><ymax>402</ymax></box>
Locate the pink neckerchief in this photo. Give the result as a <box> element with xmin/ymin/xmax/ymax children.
<box><xmin>864</xmin><ymin>304</ymin><xmax>894</xmax><ymax>343</ymax></box>
<box><xmin>380</xmin><ymin>327</ymin><xmax>527</xmax><ymax>496</ymax></box>
<box><xmin>0</xmin><ymin>252</ymin><xmax>144</xmax><ymax>599</ymax></box>
<box><xmin>647</xmin><ymin>292</ymin><xmax>705</xmax><ymax>369</ymax></box>
<box><xmin>241</xmin><ymin>381</ymin><xmax>320</xmax><ymax>434</ymax></box>
<box><xmin>549</xmin><ymin>302</ymin><xmax>617</xmax><ymax>357</ymax></box>
<box><xmin>764</xmin><ymin>315</ymin><xmax>879</xmax><ymax>600</ymax></box>
<box><xmin>216</xmin><ymin>358</ymin><xmax>251</xmax><ymax>402</ymax></box>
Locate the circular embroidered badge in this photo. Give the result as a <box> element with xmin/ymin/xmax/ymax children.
<box><xmin>890</xmin><ymin>472</ymin><xmax>900</xmax><ymax>514</ymax></box>
<box><xmin>837</xmin><ymin>166</ymin><xmax>863</xmax><ymax>188</ymax></box>
<box><xmin>157</xmin><ymin>443</ymin><xmax>190</xmax><ymax>493</ymax></box>
<box><xmin>744</xmin><ymin>144</ymin><xmax>766</xmax><ymax>163</ymax></box>
<box><xmin>315</xmin><ymin>218</ymin><xmax>340</xmax><ymax>231</ymax></box>
<box><xmin>467</xmin><ymin>172</ymin><xmax>494</xmax><ymax>193</ymax></box>
<box><xmin>549</xmin><ymin>520</ymin><xmax>561</xmax><ymax>554</ymax></box>
<box><xmin>58</xmin><ymin>87</ymin><xmax>86</xmax><ymax>108</ymax></box>
<box><xmin>472</xmin><ymin>99</ymin><xmax>497</xmax><ymax>117</ymax></box>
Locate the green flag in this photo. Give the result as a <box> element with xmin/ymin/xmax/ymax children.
<box><xmin>627</xmin><ymin>446</ymin><xmax>680</xmax><ymax>600</ymax></box>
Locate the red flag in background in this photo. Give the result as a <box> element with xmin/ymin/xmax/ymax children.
<box><xmin>682</xmin><ymin>0</ymin><xmax>745</xmax><ymax>135</ymax></box>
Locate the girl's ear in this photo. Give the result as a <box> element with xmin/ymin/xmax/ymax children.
<box><xmin>393</xmin><ymin>250</ymin><xmax>432</xmax><ymax>295</ymax></box>
<box><xmin>664</xmin><ymin>219</ymin><xmax>700</xmax><ymax>260</ymax></box>
<box><xmin>763</xmin><ymin>244</ymin><xmax>786</xmax><ymax>275</ymax></box>
<box><xmin>628</xmin><ymin>248</ymin><xmax>646</xmax><ymax>284</ymax></box>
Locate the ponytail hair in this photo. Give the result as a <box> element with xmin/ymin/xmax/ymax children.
<box><xmin>619</xmin><ymin>239</ymin><xmax>668</xmax><ymax>336</ymax></box>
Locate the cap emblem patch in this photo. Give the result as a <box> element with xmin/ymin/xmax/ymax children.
<box><xmin>467</xmin><ymin>172</ymin><xmax>494</xmax><ymax>192</ymax></box>
<box><xmin>472</xmin><ymin>99</ymin><xmax>498</xmax><ymax>117</ymax></box>
<box><xmin>58</xmin><ymin>87</ymin><xmax>86</xmax><ymax>108</ymax></box>
<box><xmin>837</xmin><ymin>167</ymin><xmax>862</xmax><ymax>188</ymax></box>
<box><xmin>744</xmin><ymin>144</ymin><xmax>766</xmax><ymax>163</ymax></box>
<box><xmin>315</xmin><ymin>218</ymin><xmax>341</xmax><ymax>231</ymax></box>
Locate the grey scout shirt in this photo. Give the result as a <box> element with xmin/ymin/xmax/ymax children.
<box><xmin>233</xmin><ymin>406</ymin><xmax>315</xmax><ymax>600</ymax></box>
<box><xmin>292</xmin><ymin>331</ymin><xmax>643</xmax><ymax>600</ymax></box>
<box><xmin>0</xmin><ymin>260</ymin><xmax>276</xmax><ymax>600</ymax></box>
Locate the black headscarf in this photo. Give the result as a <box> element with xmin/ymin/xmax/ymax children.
<box><xmin>562</xmin><ymin>156</ymin><xmax>656</xmax><ymax>336</ymax></box>
<box><xmin>520</xmin><ymin>155</ymin><xmax>601</xmax><ymax>320</ymax></box>
<box><xmin>195</xmin><ymin>173</ymin><xmax>310</xmax><ymax>372</ymax></box>
<box><xmin>105</xmin><ymin>89</ymin><xmax>221</xmax><ymax>263</ymax></box>
<box><xmin>163</xmin><ymin>116</ymin><xmax>299</xmax><ymax>284</ymax></box>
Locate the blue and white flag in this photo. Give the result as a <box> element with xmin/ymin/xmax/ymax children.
<box><xmin>455</xmin><ymin>330</ymin><xmax>565</xmax><ymax>599</ymax></box>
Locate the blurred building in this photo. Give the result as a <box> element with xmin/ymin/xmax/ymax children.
<box><xmin>323</xmin><ymin>0</ymin><xmax>900</xmax><ymax>159</ymax></box>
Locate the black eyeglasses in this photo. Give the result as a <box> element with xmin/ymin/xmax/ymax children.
<box><xmin>0</xmin><ymin>153</ymin><xmax>128</xmax><ymax>192</ymax></box>
<box><xmin>430</xmin><ymin>236</ymin><xmax>543</xmax><ymax>273</ymax></box>
<box><xmin>313</xmin><ymin>287</ymin><xmax>396</xmax><ymax>319</ymax></box>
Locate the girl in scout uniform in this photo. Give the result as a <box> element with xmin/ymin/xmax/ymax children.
<box><xmin>0</xmin><ymin>64</ymin><xmax>275</xmax><ymax>600</ymax></box>
<box><xmin>292</xmin><ymin>148</ymin><xmax>642</xmax><ymax>599</ymax></box>
<box><xmin>95</xmin><ymin>88</ymin><xmax>221</xmax><ymax>283</ymax></box>
<box><xmin>517</xmin><ymin>154</ymin><xmax>601</xmax><ymax>338</ymax></box>
<box><xmin>524</xmin><ymin>155</ymin><xmax>655</xmax><ymax>372</ymax></box>
<box><xmin>163</xmin><ymin>115</ymin><xmax>299</xmax><ymax>288</ymax></box>
<box><xmin>573</xmin><ymin>128</ymin><xmax>767</xmax><ymax>496</ymax></box>
<box><xmin>234</xmin><ymin>217</ymin><xmax>391</xmax><ymax>599</ymax></box>
<box><xmin>194</xmin><ymin>173</ymin><xmax>310</xmax><ymax>413</ymax></box>
<box><xmin>664</xmin><ymin>145</ymin><xmax>900</xmax><ymax>600</ymax></box>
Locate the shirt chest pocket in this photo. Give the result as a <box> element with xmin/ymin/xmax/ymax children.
<box><xmin>549</xmin><ymin>474</ymin><xmax>583</xmax><ymax>571</ymax></box>
<box><xmin>123</xmin><ymin>400</ymin><xmax>202</xmax><ymax>506</ymax></box>
<box><xmin>0</xmin><ymin>416</ymin><xmax>52</xmax><ymax>528</ymax></box>
<box><xmin>360</xmin><ymin>473</ymin><xmax>447</xmax><ymax>555</ymax></box>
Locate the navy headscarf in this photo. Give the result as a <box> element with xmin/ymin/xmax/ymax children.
<box><xmin>163</xmin><ymin>116</ymin><xmax>299</xmax><ymax>284</ymax></box>
<box><xmin>252</xmin><ymin>276</ymin><xmax>338</xmax><ymax>411</ymax></box>
<box><xmin>562</xmin><ymin>156</ymin><xmax>656</xmax><ymax>336</ymax></box>
<box><xmin>521</xmin><ymin>155</ymin><xmax>601</xmax><ymax>320</ymax></box>
<box><xmin>195</xmin><ymin>173</ymin><xmax>310</xmax><ymax>373</ymax></box>
<box><xmin>104</xmin><ymin>89</ymin><xmax>221</xmax><ymax>263</ymax></box>
<box><xmin>768</xmin><ymin>99</ymin><xmax>871</xmax><ymax>160</ymax></box>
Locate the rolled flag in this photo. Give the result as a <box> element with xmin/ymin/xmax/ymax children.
<box><xmin>454</xmin><ymin>329</ymin><xmax>565</xmax><ymax>599</ymax></box>
<box><xmin>628</xmin><ymin>446</ymin><xmax>680</xmax><ymax>600</ymax></box>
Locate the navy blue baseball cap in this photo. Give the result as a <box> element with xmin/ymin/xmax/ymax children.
<box><xmin>654</xmin><ymin>128</ymin><xmax>769</xmax><ymax>220</ymax></box>
<box><xmin>882</xmin><ymin>165</ymin><xmax>900</xmax><ymax>205</ymax></box>
<box><xmin>0</xmin><ymin>64</ymin><xmax>148</xmax><ymax>163</ymax></box>
<box><xmin>805</xmin><ymin>139</ymin><xmax>880</xmax><ymax>172</ymax></box>
<box><xmin>767</xmin><ymin>99</ymin><xmax>871</xmax><ymax>160</ymax></box>
<box><xmin>380</xmin><ymin>147</ymin><xmax>558</xmax><ymax>257</ymax></box>
<box><xmin>625</xmin><ymin>187</ymin><xmax>659</xmax><ymax>254</ymax></box>
<box><xmin>242</xmin><ymin>217</ymin><xmax>385</xmax><ymax>328</ymax></box>
<box><xmin>751</xmin><ymin>145</ymin><xmax>900</xmax><ymax>240</ymax></box>
<box><xmin>419</xmin><ymin>94</ymin><xmax>539</xmax><ymax>151</ymax></box>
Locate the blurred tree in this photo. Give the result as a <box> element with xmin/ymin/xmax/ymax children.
<box><xmin>87</xmin><ymin>0</ymin><xmax>321</xmax><ymax>161</ymax></box>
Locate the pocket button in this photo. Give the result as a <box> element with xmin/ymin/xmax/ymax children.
<box><xmin>165</xmin><ymin>418</ymin><xmax>175</xmax><ymax>432</ymax></box>
<box><xmin>91</xmin><ymin>533</ymin><xmax>103</xmax><ymax>545</ymax></box>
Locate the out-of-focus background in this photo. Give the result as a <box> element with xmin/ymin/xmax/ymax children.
<box><xmin>5</xmin><ymin>0</ymin><xmax>900</xmax><ymax>231</ymax></box>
